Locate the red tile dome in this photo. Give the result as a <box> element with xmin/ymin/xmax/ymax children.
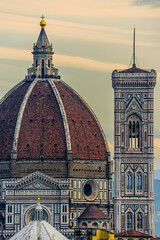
<box><xmin>0</xmin><ymin>19</ymin><xmax>111</xmax><ymax>179</ymax></box>
<box><xmin>0</xmin><ymin>78</ymin><xmax>110</xmax><ymax>178</ymax></box>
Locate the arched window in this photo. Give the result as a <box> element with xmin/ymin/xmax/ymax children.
<box><xmin>62</xmin><ymin>205</ymin><xmax>67</xmax><ymax>212</ymax></box>
<box><xmin>8</xmin><ymin>205</ymin><xmax>12</xmax><ymax>213</ymax></box>
<box><xmin>127</xmin><ymin>173</ymin><xmax>132</xmax><ymax>191</ymax></box>
<box><xmin>137</xmin><ymin>212</ymin><xmax>143</xmax><ymax>229</ymax></box>
<box><xmin>35</xmin><ymin>59</ymin><xmax>38</xmax><ymax>68</ymax></box>
<box><xmin>92</xmin><ymin>222</ymin><xmax>98</xmax><ymax>229</ymax></box>
<box><xmin>41</xmin><ymin>59</ymin><xmax>44</xmax><ymax>78</ymax></box>
<box><xmin>62</xmin><ymin>215</ymin><xmax>67</xmax><ymax>223</ymax></box>
<box><xmin>7</xmin><ymin>215</ymin><xmax>12</xmax><ymax>223</ymax></box>
<box><xmin>128</xmin><ymin>116</ymin><xmax>140</xmax><ymax>149</ymax></box>
<box><xmin>48</xmin><ymin>60</ymin><xmax>50</xmax><ymax>68</ymax></box>
<box><xmin>127</xmin><ymin>212</ymin><xmax>132</xmax><ymax>229</ymax></box>
<box><xmin>102</xmin><ymin>222</ymin><xmax>107</xmax><ymax>229</ymax></box>
<box><xmin>82</xmin><ymin>222</ymin><xmax>87</xmax><ymax>228</ymax></box>
<box><xmin>137</xmin><ymin>173</ymin><xmax>142</xmax><ymax>191</ymax></box>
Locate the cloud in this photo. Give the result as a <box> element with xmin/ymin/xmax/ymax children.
<box><xmin>132</xmin><ymin>0</ymin><xmax>160</xmax><ymax>7</ymax></box>
<box><xmin>1</xmin><ymin>0</ymin><xmax>160</xmax><ymax>22</ymax></box>
<box><xmin>1</xmin><ymin>13</ymin><xmax>160</xmax><ymax>49</ymax></box>
<box><xmin>54</xmin><ymin>54</ymin><xmax>128</xmax><ymax>73</ymax></box>
<box><xmin>0</xmin><ymin>46</ymin><xmax>128</xmax><ymax>73</ymax></box>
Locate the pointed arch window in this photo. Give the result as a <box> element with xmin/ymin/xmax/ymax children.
<box><xmin>127</xmin><ymin>212</ymin><xmax>132</xmax><ymax>229</ymax></box>
<box><xmin>36</xmin><ymin>59</ymin><xmax>38</xmax><ymax>68</ymax></box>
<box><xmin>137</xmin><ymin>212</ymin><xmax>143</xmax><ymax>229</ymax></box>
<box><xmin>127</xmin><ymin>173</ymin><xmax>132</xmax><ymax>191</ymax></box>
<box><xmin>48</xmin><ymin>60</ymin><xmax>50</xmax><ymax>68</ymax></box>
<box><xmin>137</xmin><ymin>173</ymin><xmax>142</xmax><ymax>191</ymax></box>
<box><xmin>41</xmin><ymin>59</ymin><xmax>45</xmax><ymax>78</ymax></box>
<box><xmin>128</xmin><ymin>116</ymin><xmax>141</xmax><ymax>149</ymax></box>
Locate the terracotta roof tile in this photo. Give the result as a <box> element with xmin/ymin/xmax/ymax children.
<box><xmin>115</xmin><ymin>230</ymin><xmax>152</xmax><ymax>238</ymax></box>
<box><xmin>119</xmin><ymin>66</ymin><xmax>149</xmax><ymax>74</ymax></box>
<box><xmin>55</xmin><ymin>81</ymin><xmax>107</xmax><ymax>160</ymax></box>
<box><xmin>17</xmin><ymin>81</ymin><xmax>67</xmax><ymax>160</ymax></box>
<box><xmin>0</xmin><ymin>82</ymin><xmax>30</xmax><ymax>160</ymax></box>
<box><xmin>78</xmin><ymin>205</ymin><xmax>109</xmax><ymax>219</ymax></box>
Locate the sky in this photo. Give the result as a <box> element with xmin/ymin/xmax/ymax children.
<box><xmin>0</xmin><ymin>0</ymin><xmax>160</xmax><ymax>168</ymax></box>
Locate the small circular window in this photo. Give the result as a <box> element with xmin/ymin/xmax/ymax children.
<box><xmin>83</xmin><ymin>180</ymin><xmax>98</xmax><ymax>201</ymax></box>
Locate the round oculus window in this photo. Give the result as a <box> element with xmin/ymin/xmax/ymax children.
<box><xmin>84</xmin><ymin>184</ymin><xmax>92</xmax><ymax>196</ymax></box>
<box><xmin>83</xmin><ymin>180</ymin><xmax>98</xmax><ymax>201</ymax></box>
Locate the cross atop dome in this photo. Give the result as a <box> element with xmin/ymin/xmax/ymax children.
<box><xmin>40</xmin><ymin>15</ymin><xmax>46</xmax><ymax>28</ymax></box>
<box><xmin>41</xmin><ymin>15</ymin><xmax>45</xmax><ymax>21</ymax></box>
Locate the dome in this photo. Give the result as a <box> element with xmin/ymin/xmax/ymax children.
<box><xmin>0</xmin><ymin>18</ymin><xmax>110</xmax><ymax>179</ymax></box>
<box><xmin>9</xmin><ymin>220</ymin><xmax>69</xmax><ymax>240</ymax></box>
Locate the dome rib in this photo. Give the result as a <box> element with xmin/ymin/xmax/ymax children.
<box><xmin>48</xmin><ymin>79</ymin><xmax>72</xmax><ymax>152</ymax></box>
<box><xmin>59</xmin><ymin>80</ymin><xmax>110</xmax><ymax>154</ymax></box>
<box><xmin>11</xmin><ymin>79</ymin><xmax>37</xmax><ymax>159</ymax></box>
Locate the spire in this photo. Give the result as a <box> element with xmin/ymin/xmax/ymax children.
<box><xmin>36</xmin><ymin>28</ymin><xmax>50</xmax><ymax>48</ymax></box>
<box><xmin>36</xmin><ymin>15</ymin><xmax>50</xmax><ymax>48</ymax></box>
<box><xmin>27</xmin><ymin>16</ymin><xmax>60</xmax><ymax>80</ymax></box>
<box><xmin>132</xmin><ymin>27</ymin><xmax>136</xmax><ymax>68</ymax></box>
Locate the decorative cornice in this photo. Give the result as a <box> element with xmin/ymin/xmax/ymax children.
<box><xmin>112</xmin><ymin>70</ymin><xmax>156</xmax><ymax>89</ymax></box>
<box><xmin>3</xmin><ymin>171</ymin><xmax>70</xmax><ymax>189</ymax></box>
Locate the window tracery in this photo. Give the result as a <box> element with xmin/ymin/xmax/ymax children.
<box><xmin>137</xmin><ymin>173</ymin><xmax>142</xmax><ymax>191</ymax></box>
<box><xmin>127</xmin><ymin>212</ymin><xmax>132</xmax><ymax>229</ymax></box>
<box><xmin>137</xmin><ymin>212</ymin><xmax>143</xmax><ymax>229</ymax></box>
<box><xmin>128</xmin><ymin>115</ymin><xmax>141</xmax><ymax>149</ymax></box>
<box><xmin>127</xmin><ymin>173</ymin><xmax>132</xmax><ymax>191</ymax></box>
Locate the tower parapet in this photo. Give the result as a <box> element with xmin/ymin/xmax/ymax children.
<box><xmin>112</xmin><ymin>68</ymin><xmax>156</xmax><ymax>88</ymax></box>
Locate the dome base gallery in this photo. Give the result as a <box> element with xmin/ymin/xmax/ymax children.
<box><xmin>0</xmin><ymin>17</ymin><xmax>113</xmax><ymax>239</ymax></box>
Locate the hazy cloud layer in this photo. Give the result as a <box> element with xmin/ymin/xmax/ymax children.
<box><xmin>1</xmin><ymin>0</ymin><xmax>160</xmax><ymax>18</ymax></box>
<box><xmin>132</xmin><ymin>0</ymin><xmax>160</xmax><ymax>7</ymax></box>
<box><xmin>0</xmin><ymin>46</ymin><xmax>128</xmax><ymax>73</ymax></box>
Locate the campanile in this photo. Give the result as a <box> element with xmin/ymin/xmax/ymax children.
<box><xmin>112</xmin><ymin>29</ymin><xmax>156</xmax><ymax>235</ymax></box>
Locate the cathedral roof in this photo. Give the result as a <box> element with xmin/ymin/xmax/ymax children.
<box><xmin>78</xmin><ymin>205</ymin><xmax>109</xmax><ymax>219</ymax></box>
<box><xmin>9</xmin><ymin>220</ymin><xmax>68</xmax><ymax>240</ymax></box>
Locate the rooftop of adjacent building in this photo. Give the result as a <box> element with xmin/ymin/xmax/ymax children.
<box><xmin>115</xmin><ymin>230</ymin><xmax>153</xmax><ymax>238</ymax></box>
<box><xmin>78</xmin><ymin>205</ymin><xmax>110</xmax><ymax>219</ymax></box>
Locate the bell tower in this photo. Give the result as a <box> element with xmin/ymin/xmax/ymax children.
<box><xmin>112</xmin><ymin>29</ymin><xmax>156</xmax><ymax>235</ymax></box>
